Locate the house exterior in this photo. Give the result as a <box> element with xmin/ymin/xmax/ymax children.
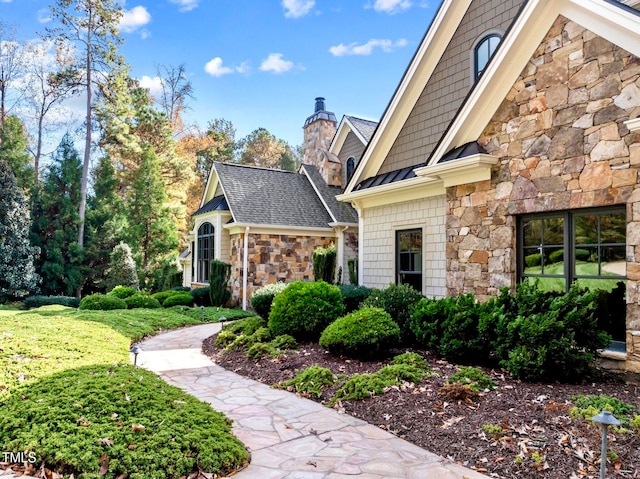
<box><xmin>338</xmin><ymin>0</ymin><xmax>640</xmax><ymax>372</ymax></box>
<box><xmin>181</xmin><ymin>99</ymin><xmax>375</xmax><ymax>309</ymax></box>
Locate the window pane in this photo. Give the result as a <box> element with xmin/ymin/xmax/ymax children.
<box><xmin>543</xmin><ymin>217</ymin><xmax>564</xmax><ymax>245</ymax></box>
<box><xmin>543</xmin><ymin>247</ymin><xmax>564</xmax><ymax>275</ymax></box>
<box><xmin>477</xmin><ymin>44</ymin><xmax>489</xmax><ymax>73</ymax></box>
<box><xmin>575</xmin><ymin>246</ymin><xmax>598</xmax><ymax>275</ymax></box>
<box><xmin>602</xmin><ymin>246</ymin><xmax>626</xmax><ymax>276</ymax></box>
<box><xmin>575</xmin><ymin>215</ymin><xmax>598</xmax><ymax>245</ymax></box>
<box><xmin>601</xmin><ymin>212</ymin><xmax>626</xmax><ymax>244</ymax></box>
<box><xmin>523</xmin><ymin>219</ymin><xmax>542</xmax><ymax>247</ymax></box>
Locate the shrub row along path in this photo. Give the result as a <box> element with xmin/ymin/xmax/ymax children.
<box><xmin>144</xmin><ymin>323</ymin><xmax>490</xmax><ymax>479</ymax></box>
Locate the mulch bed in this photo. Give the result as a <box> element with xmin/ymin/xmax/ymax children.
<box><xmin>203</xmin><ymin>336</ymin><xmax>640</xmax><ymax>479</ymax></box>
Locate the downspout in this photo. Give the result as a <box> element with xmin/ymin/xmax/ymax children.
<box><xmin>242</xmin><ymin>226</ymin><xmax>250</xmax><ymax>311</ymax></box>
<box><xmin>353</xmin><ymin>202</ymin><xmax>364</xmax><ymax>286</ymax></box>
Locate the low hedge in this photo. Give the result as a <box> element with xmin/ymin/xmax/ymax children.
<box><xmin>23</xmin><ymin>295</ymin><xmax>80</xmax><ymax>309</ymax></box>
<box><xmin>124</xmin><ymin>293</ymin><xmax>162</xmax><ymax>309</ymax></box>
<box><xmin>191</xmin><ymin>287</ymin><xmax>212</xmax><ymax>307</ymax></box>
<box><xmin>79</xmin><ymin>294</ymin><xmax>127</xmax><ymax>311</ymax></box>
<box><xmin>107</xmin><ymin>285</ymin><xmax>138</xmax><ymax>299</ymax></box>
<box><xmin>162</xmin><ymin>292</ymin><xmax>194</xmax><ymax>307</ymax></box>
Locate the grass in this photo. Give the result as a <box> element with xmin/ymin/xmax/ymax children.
<box><xmin>524</xmin><ymin>261</ymin><xmax>624</xmax><ymax>292</ymax></box>
<box><xmin>0</xmin><ymin>306</ymin><xmax>251</xmax><ymax>478</ymax></box>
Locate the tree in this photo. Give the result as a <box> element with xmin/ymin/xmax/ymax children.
<box><xmin>238</xmin><ymin>128</ymin><xmax>286</xmax><ymax>168</ymax></box>
<box><xmin>0</xmin><ymin>22</ymin><xmax>24</xmax><ymax>128</ymax></box>
<box><xmin>0</xmin><ymin>115</ymin><xmax>34</xmax><ymax>192</ymax></box>
<box><xmin>125</xmin><ymin>147</ymin><xmax>178</xmax><ymax>288</ymax></box>
<box><xmin>154</xmin><ymin>63</ymin><xmax>193</xmax><ymax>134</ymax></box>
<box><xmin>105</xmin><ymin>241</ymin><xmax>138</xmax><ymax>291</ymax></box>
<box><xmin>0</xmin><ymin>161</ymin><xmax>38</xmax><ymax>302</ymax></box>
<box><xmin>47</xmin><ymin>0</ymin><xmax>123</xmax><ymax>248</ymax></box>
<box><xmin>31</xmin><ymin>133</ymin><xmax>84</xmax><ymax>296</ymax></box>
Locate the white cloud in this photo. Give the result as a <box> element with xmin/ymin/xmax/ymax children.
<box><xmin>329</xmin><ymin>38</ymin><xmax>408</xmax><ymax>56</ymax></box>
<box><xmin>373</xmin><ymin>0</ymin><xmax>412</xmax><ymax>14</ymax></box>
<box><xmin>139</xmin><ymin>75</ymin><xmax>163</xmax><ymax>98</ymax></box>
<box><xmin>0</xmin><ymin>0</ymin><xmax>13</xmax><ymax>3</ymax></box>
<box><xmin>170</xmin><ymin>0</ymin><xmax>199</xmax><ymax>12</ymax></box>
<box><xmin>281</xmin><ymin>0</ymin><xmax>315</xmax><ymax>18</ymax></box>
<box><xmin>204</xmin><ymin>57</ymin><xmax>234</xmax><ymax>77</ymax></box>
<box><xmin>120</xmin><ymin>6</ymin><xmax>151</xmax><ymax>33</ymax></box>
<box><xmin>259</xmin><ymin>53</ymin><xmax>294</xmax><ymax>74</ymax></box>
<box><xmin>37</xmin><ymin>8</ymin><xmax>51</xmax><ymax>23</ymax></box>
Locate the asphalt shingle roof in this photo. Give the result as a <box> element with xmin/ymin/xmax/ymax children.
<box><xmin>213</xmin><ymin>162</ymin><xmax>333</xmax><ymax>228</ymax></box>
<box><xmin>192</xmin><ymin>194</ymin><xmax>229</xmax><ymax>217</ymax></box>
<box><xmin>345</xmin><ymin>116</ymin><xmax>378</xmax><ymax>143</ymax></box>
<box><xmin>302</xmin><ymin>165</ymin><xmax>358</xmax><ymax>224</ymax></box>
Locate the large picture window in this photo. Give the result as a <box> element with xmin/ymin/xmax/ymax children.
<box><xmin>518</xmin><ymin>207</ymin><xmax>627</xmax><ymax>347</ymax></box>
<box><xmin>197</xmin><ymin>222</ymin><xmax>215</xmax><ymax>283</ymax></box>
<box><xmin>396</xmin><ymin>229</ymin><xmax>422</xmax><ymax>292</ymax></box>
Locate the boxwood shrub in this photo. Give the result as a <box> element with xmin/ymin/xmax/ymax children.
<box><xmin>319</xmin><ymin>307</ymin><xmax>399</xmax><ymax>358</ymax></box>
<box><xmin>268</xmin><ymin>281</ymin><xmax>344</xmax><ymax>341</ymax></box>
<box><xmin>23</xmin><ymin>295</ymin><xmax>80</xmax><ymax>309</ymax></box>
<box><xmin>361</xmin><ymin>283</ymin><xmax>423</xmax><ymax>344</ymax></box>
<box><xmin>151</xmin><ymin>290</ymin><xmax>178</xmax><ymax>305</ymax></box>
<box><xmin>162</xmin><ymin>292</ymin><xmax>194</xmax><ymax>307</ymax></box>
<box><xmin>250</xmin><ymin>282</ymin><xmax>288</xmax><ymax>318</ymax></box>
<box><xmin>79</xmin><ymin>294</ymin><xmax>127</xmax><ymax>311</ymax></box>
<box><xmin>124</xmin><ymin>293</ymin><xmax>162</xmax><ymax>309</ymax></box>
<box><xmin>191</xmin><ymin>287</ymin><xmax>212</xmax><ymax>306</ymax></box>
<box><xmin>339</xmin><ymin>284</ymin><xmax>372</xmax><ymax>313</ymax></box>
<box><xmin>107</xmin><ymin>285</ymin><xmax>138</xmax><ymax>299</ymax></box>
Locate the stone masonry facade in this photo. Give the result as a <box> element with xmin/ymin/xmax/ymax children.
<box><xmin>228</xmin><ymin>232</ymin><xmax>334</xmax><ymax>304</ymax></box>
<box><xmin>446</xmin><ymin>16</ymin><xmax>640</xmax><ymax>370</ymax></box>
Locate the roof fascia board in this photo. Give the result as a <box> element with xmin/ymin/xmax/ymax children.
<box><xmin>224</xmin><ymin>223</ymin><xmax>335</xmax><ymax>236</ymax></box>
<box><xmin>429</xmin><ymin>0</ymin><xmax>640</xmax><ymax>165</ymax></box>
<box><xmin>300</xmin><ymin>165</ymin><xmax>338</xmax><ymax>223</ymax></box>
<box><xmin>200</xmin><ymin>166</ymin><xmax>220</xmax><ymax>207</ymax></box>
<box><xmin>337</xmin><ymin>176</ymin><xmax>445</xmax><ymax>210</ymax></box>
<box><xmin>208</xmin><ymin>164</ymin><xmax>237</xmax><ymax>223</ymax></box>
<box><xmin>343</xmin><ymin>0</ymin><xmax>472</xmax><ymax>194</ymax></box>
<box><xmin>329</xmin><ymin>116</ymin><xmax>369</xmax><ymax>155</ymax></box>
<box><xmin>416</xmin><ymin>154</ymin><xmax>499</xmax><ymax>187</ymax></box>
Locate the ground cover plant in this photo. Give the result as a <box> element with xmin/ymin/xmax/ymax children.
<box><xmin>0</xmin><ymin>307</ymin><xmax>249</xmax><ymax>477</ymax></box>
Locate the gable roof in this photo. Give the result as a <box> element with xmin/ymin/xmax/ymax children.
<box><xmin>192</xmin><ymin>194</ymin><xmax>229</xmax><ymax>217</ymax></box>
<box><xmin>330</xmin><ymin>115</ymin><xmax>379</xmax><ymax>156</ymax></box>
<box><xmin>301</xmin><ymin>165</ymin><xmax>358</xmax><ymax>224</ymax></box>
<box><xmin>212</xmin><ymin>162</ymin><xmax>334</xmax><ymax>229</ymax></box>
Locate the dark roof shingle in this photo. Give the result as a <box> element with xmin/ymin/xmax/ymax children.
<box><xmin>302</xmin><ymin>165</ymin><xmax>358</xmax><ymax>224</ymax></box>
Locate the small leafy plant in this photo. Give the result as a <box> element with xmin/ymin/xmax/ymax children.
<box><xmin>278</xmin><ymin>365</ymin><xmax>335</xmax><ymax>398</ymax></box>
<box><xmin>448</xmin><ymin>366</ymin><xmax>496</xmax><ymax>392</ymax></box>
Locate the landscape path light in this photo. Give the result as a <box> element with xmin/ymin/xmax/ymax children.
<box><xmin>130</xmin><ymin>345</ymin><xmax>142</xmax><ymax>367</ymax></box>
<box><xmin>200</xmin><ymin>305</ymin><xmax>205</xmax><ymax>321</ymax></box>
<box><xmin>591</xmin><ymin>410</ymin><xmax>620</xmax><ymax>479</ymax></box>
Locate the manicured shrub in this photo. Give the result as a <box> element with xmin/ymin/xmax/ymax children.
<box><xmin>268</xmin><ymin>281</ymin><xmax>344</xmax><ymax>342</ymax></box>
<box><xmin>209</xmin><ymin>260</ymin><xmax>232</xmax><ymax>307</ymax></box>
<box><xmin>312</xmin><ymin>244</ymin><xmax>336</xmax><ymax>283</ymax></box>
<box><xmin>162</xmin><ymin>292</ymin><xmax>194</xmax><ymax>307</ymax></box>
<box><xmin>524</xmin><ymin>253</ymin><xmax>542</xmax><ymax>268</ymax></box>
<box><xmin>79</xmin><ymin>293</ymin><xmax>127</xmax><ymax>311</ymax></box>
<box><xmin>191</xmin><ymin>287</ymin><xmax>212</xmax><ymax>306</ymax></box>
<box><xmin>391</xmin><ymin>352</ymin><xmax>430</xmax><ymax>371</ymax></box>
<box><xmin>171</xmin><ymin>286</ymin><xmax>191</xmax><ymax>292</ymax></box>
<box><xmin>270</xmin><ymin>334</ymin><xmax>297</xmax><ymax>350</ymax></box>
<box><xmin>575</xmin><ymin>248</ymin><xmax>590</xmax><ymax>261</ymax></box>
<box><xmin>339</xmin><ymin>284</ymin><xmax>372</xmax><ymax>313</ymax></box>
<box><xmin>496</xmin><ymin>283</ymin><xmax>610</xmax><ymax>382</ymax></box>
<box><xmin>319</xmin><ymin>307</ymin><xmax>399</xmax><ymax>358</ymax></box>
<box><xmin>250</xmin><ymin>282</ymin><xmax>288</xmax><ymax>318</ymax></box>
<box><xmin>278</xmin><ymin>365</ymin><xmax>335</xmax><ymax>398</ymax></box>
<box><xmin>548</xmin><ymin>249</ymin><xmax>564</xmax><ymax>264</ymax></box>
<box><xmin>151</xmin><ymin>290</ymin><xmax>177</xmax><ymax>305</ymax></box>
<box><xmin>23</xmin><ymin>295</ymin><xmax>80</xmax><ymax>309</ymax></box>
<box><xmin>332</xmin><ymin>373</ymin><xmax>389</xmax><ymax>402</ymax></box>
<box><xmin>124</xmin><ymin>293</ymin><xmax>162</xmax><ymax>309</ymax></box>
<box><xmin>377</xmin><ymin>363</ymin><xmax>430</xmax><ymax>384</ymax></box>
<box><xmin>361</xmin><ymin>283</ymin><xmax>423</xmax><ymax>344</ymax></box>
<box><xmin>107</xmin><ymin>285</ymin><xmax>138</xmax><ymax>299</ymax></box>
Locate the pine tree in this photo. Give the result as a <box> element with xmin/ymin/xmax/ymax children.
<box><xmin>31</xmin><ymin>133</ymin><xmax>84</xmax><ymax>296</ymax></box>
<box><xmin>106</xmin><ymin>241</ymin><xmax>138</xmax><ymax>291</ymax></box>
<box><xmin>125</xmin><ymin>147</ymin><xmax>178</xmax><ymax>288</ymax></box>
<box><xmin>0</xmin><ymin>161</ymin><xmax>39</xmax><ymax>302</ymax></box>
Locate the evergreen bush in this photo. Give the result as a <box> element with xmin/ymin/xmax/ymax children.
<box><xmin>124</xmin><ymin>293</ymin><xmax>162</xmax><ymax>309</ymax></box>
<box><xmin>312</xmin><ymin>244</ymin><xmax>336</xmax><ymax>283</ymax></box>
<box><xmin>209</xmin><ymin>260</ymin><xmax>232</xmax><ymax>307</ymax></box>
<box><xmin>268</xmin><ymin>281</ymin><xmax>344</xmax><ymax>341</ymax></box>
<box><xmin>23</xmin><ymin>295</ymin><xmax>80</xmax><ymax>309</ymax></box>
<box><xmin>250</xmin><ymin>282</ymin><xmax>288</xmax><ymax>318</ymax></box>
<box><xmin>191</xmin><ymin>287</ymin><xmax>212</xmax><ymax>306</ymax></box>
<box><xmin>79</xmin><ymin>294</ymin><xmax>127</xmax><ymax>310</ymax></box>
<box><xmin>361</xmin><ymin>283</ymin><xmax>423</xmax><ymax>344</ymax></box>
<box><xmin>347</xmin><ymin>258</ymin><xmax>358</xmax><ymax>285</ymax></box>
<box><xmin>106</xmin><ymin>242</ymin><xmax>139</xmax><ymax>291</ymax></box>
<box><xmin>338</xmin><ymin>284</ymin><xmax>372</xmax><ymax>313</ymax></box>
<box><xmin>319</xmin><ymin>307</ymin><xmax>400</xmax><ymax>358</ymax></box>
<box><xmin>107</xmin><ymin>285</ymin><xmax>138</xmax><ymax>299</ymax></box>
<box><xmin>524</xmin><ymin>253</ymin><xmax>542</xmax><ymax>268</ymax></box>
<box><xmin>151</xmin><ymin>290</ymin><xmax>178</xmax><ymax>305</ymax></box>
<box><xmin>162</xmin><ymin>292</ymin><xmax>194</xmax><ymax>307</ymax></box>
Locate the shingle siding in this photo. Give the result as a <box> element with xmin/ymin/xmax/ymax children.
<box><xmin>361</xmin><ymin>195</ymin><xmax>447</xmax><ymax>298</ymax></box>
<box><xmin>338</xmin><ymin>132</ymin><xmax>366</xmax><ymax>186</ymax></box>
<box><xmin>378</xmin><ymin>0</ymin><xmax>525</xmax><ymax>174</ymax></box>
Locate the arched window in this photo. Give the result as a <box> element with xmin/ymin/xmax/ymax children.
<box><xmin>474</xmin><ymin>34</ymin><xmax>501</xmax><ymax>80</ymax></box>
<box><xmin>346</xmin><ymin>156</ymin><xmax>356</xmax><ymax>183</ymax></box>
<box><xmin>197</xmin><ymin>222</ymin><xmax>214</xmax><ymax>283</ymax></box>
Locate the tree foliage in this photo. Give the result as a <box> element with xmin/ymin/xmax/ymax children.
<box><xmin>0</xmin><ymin>115</ymin><xmax>34</xmax><ymax>192</ymax></box>
<box><xmin>237</xmin><ymin>127</ymin><xmax>300</xmax><ymax>171</ymax></box>
<box><xmin>0</xmin><ymin>161</ymin><xmax>38</xmax><ymax>301</ymax></box>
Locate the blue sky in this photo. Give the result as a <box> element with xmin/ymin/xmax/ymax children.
<box><xmin>1</xmin><ymin>0</ymin><xmax>437</xmax><ymax>147</ymax></box>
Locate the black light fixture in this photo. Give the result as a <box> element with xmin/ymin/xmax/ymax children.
<box><xmin>130</xmin><ymin>346</ymin><xmax>142</xmax><ymax>366</ymax></box>
<box><xmin>592</xmin><ymin>410</ymin><xmax>620</xmax><ymax>479</ymax></box>
<box><xmin>200</xmin><ymin>305</ymin><xmax>206</xmax><ymax>321</ymax></box>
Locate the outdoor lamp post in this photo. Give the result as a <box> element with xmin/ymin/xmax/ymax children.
<box><xmin>200</xmin><ymin>305</ymin><xmax>205</xmax><ymax>321</ymax></box>
<box><xmin>220</xmin><ymin>316</ymin><xmax>227</xmax><ymax>325</ymax></box>
<box><xmin>130</xmin><ymin>346</ymin><xmax>142</xmax><ymax>367</ymax></box>
<box><xmin>592</xmin><ymin>410</ymin><xmax>620</xmax><ymax>479</ymax></box>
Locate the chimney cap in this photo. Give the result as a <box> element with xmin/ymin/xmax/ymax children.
<box><xmin>304</xmin><ymin>97</ymin><xmax>336</xmax><ymax>127</ymax></box>
<box><xmin>315</xmin><ymin>97</ymin><xmax>326</xmax><ymax>112</ymax></box>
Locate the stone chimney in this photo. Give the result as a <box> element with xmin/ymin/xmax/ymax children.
<box><xmin>303</xmin><ymin>97</ymin><xmax>341</xmax><ymax>186</ymax></box>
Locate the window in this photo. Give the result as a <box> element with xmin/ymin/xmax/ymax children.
<box><xmin>396</xmin><ymin>229</ymin><xmax>422</xmax><ymax>292</ymax></box>
<box><xmin>474</xmin><ymin>34</ymin><xmax>501</xmax><ymax>80</ymax></box>
<box><xmin>518</xmin><ymin>207</ymin><xmax>627</xmax><ymax>346</ymax></box>
<box><xmin>197</xmin><ymin>222</ymin><xmax>215</xmax><ymax>283</ymax></box>
<box><xmin>346</xmin><ymin>156</ymin><xmax>356</xmax><ymax>183</ymax></box>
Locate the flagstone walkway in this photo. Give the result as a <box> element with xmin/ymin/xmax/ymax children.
<box><xmin>1</xmin><ymin>323</ymin><xmax>489</xmax><ymax>479</ymax></box>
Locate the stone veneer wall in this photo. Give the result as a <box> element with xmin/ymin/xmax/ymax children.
<box><xmin>361</xmin><ymin>195</ymin><xmax>447</xmax><ymax>297</ymax></box>
<box><xmin>228</xmin><ymin>233</ymin><xmax>334</xmax><ymax>305</ymax></box>
<box><xmin>446</xmin><ymin>16</ymin><xmax>640</xmax><ymax>370</ymax></box>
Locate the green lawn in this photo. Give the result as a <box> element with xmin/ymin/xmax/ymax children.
<box><xmin>0</xmin><ymin>306</ymin><xmax>250</xmax><ymax>478</ymax></box>
<box><xmin>524</xmin><ymin>261</ymin><xmax>625</xmax><ymax>292</ymax></box>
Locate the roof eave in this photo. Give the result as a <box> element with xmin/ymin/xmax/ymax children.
<box><xmin>337</xmin><ymin>175</ymin><xmax>445</xmax><ymax>209</ymax></box>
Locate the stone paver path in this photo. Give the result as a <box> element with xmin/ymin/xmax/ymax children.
<box><xmin>138</xmin><ymin>323</ymin><xmax>488</xmax><ymax>479</ymax></box>
<box><xmin>1</xmin><ymin>323</ymin><xmax>489</xmax><ymax>479</ymax></box>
